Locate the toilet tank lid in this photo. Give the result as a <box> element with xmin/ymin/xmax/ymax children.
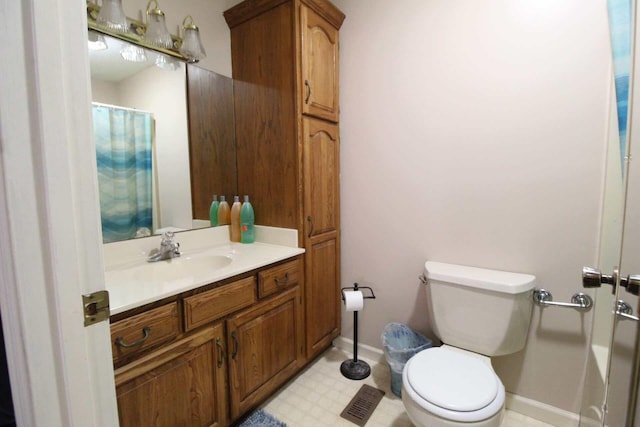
<box><xmin>424</xmin><ymin>261</ymin><xmax>535</xmax><ymax>294</ymax></box>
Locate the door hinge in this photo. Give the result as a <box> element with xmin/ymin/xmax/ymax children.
<box><xmin>82</xmin><ymin>290</ymin><xmax>110</xmax><ymax>327</ymax></box>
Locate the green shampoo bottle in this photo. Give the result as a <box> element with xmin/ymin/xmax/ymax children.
<box><xmin>240</xmin><ymin>195</ymin><xmax>255</xmax><ymax>243</ymax></box>
<box><xmin>209</xmin><ymin>195</ymin><xmax>219</xmax><ymax>226</ymax></box>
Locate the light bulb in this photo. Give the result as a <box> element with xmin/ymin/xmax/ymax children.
<box><xmin>179</xmin><ymin>16</ymin><xmax>206</xmax><ymax>63</ymax></box>
<box><xmin>144</xmin><ymin>1</ymin><xmax>173</xmax><ymax>49</ymax></box>
<box><xmin>96</xmin><ymin>0</ymin><xmax>128</xmax><ymax>33</ymax></box>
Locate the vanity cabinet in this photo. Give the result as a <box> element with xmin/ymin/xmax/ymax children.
<box><xmin>227</xmin><ymin>286</ymin><xmax>304</xmax><ymax>419</ymax></box>
<box><xmin>114</xmin><ymin>324</ymin><xmax>228</xmax><ymax>427</ymax></box>
<box><xmin>110</xmin><ymin>302</ymin><xmax>181</xmax><ymax>366</ymax></box>
<box><xmin>301</xmin><ymin>3</ymin><xmax>340</xmax><ymax>122</ymax></box>
<box><xmin>110</xmin><ymin>256</ymin><xmax>303</xmax><ymax>426</ymax></box>
<box><xmin>303</xmin><ymin>118</ymin><xmax>340</xmax><ymax>356</ymax></box>
<box><xmin>225</xmin><ymin>0</ymin><xmax>344</xmax><ymax>361</ymax></box>
<box><xmin>183</xmin><ymin>276</ymin><xmax>256</xmax><ymax>332</ymax></box>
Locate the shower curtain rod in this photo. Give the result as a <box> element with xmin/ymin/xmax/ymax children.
<box><xmin>92</xmin><ymin>101</ymin><xmax>153</xmax><ymax>116</ymax></box>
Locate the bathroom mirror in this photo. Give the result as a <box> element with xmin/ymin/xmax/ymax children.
<box><xmin>88</xmin><ymin>31</ymin><xmax>237</xmax><ymax>243</ymax></box>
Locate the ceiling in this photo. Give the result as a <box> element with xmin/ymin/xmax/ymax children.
<box><xmin>88</xmin><ymin>31</ymin><xmax>166</xmax><ymax>82</ymax></box>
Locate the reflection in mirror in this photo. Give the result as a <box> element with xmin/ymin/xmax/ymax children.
<box><xmin>88</xmin><ymin>31</ymin><xmax>237</xmax><ymax>243</ymax></box>
<box><xmin>579</xmin><ymin>1</ymin><xmax>632</xmax><ymax>425</ymax></box>
<box><xmin>578</xmin><ymin>84</ymin><xmax>626</xmax><ymax>424</ymax></box>
<box><xmin>186</xmin><ymin>65</ymin><xmax>237</xmax><ymax>222</ymax></box>
<box><xmin>89</xmin><ymin>31</ymin><xmax>192</xmax><ymax>242</ymax></box>
<box><xmin>603</xmin><ymin>1</ymin><xmax>640</xmax><ymax>422</ymax></box>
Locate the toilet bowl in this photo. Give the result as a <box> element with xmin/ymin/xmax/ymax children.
<box><xmin>401</xmin><ymin>346</ymin><xmax>504</xmax><ymax>427</ymax></box>
<box><xmin>400</xmin><ymin>261</ymin><xmax>535</xmax><ymax>427</ymax></box>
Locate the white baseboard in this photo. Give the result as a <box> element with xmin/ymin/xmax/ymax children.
<box><xmin>505</xmin><ymin>393</ymin><xmax>580</xmax><ymax>427</ymax></box>
<box><xmin>333</xmin><ymin>336</ymin><xmax>582</xmax><ymax>427</ymax></box>
<box><xmin>333</xmin><ymin>336</ymin><xmax>385</xmax><ymax>364</ymax></box>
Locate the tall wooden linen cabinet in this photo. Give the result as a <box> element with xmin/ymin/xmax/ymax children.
<box><xmin>225</xmin><ymin>0</ymin><xmax>344</xmax><ymax>360</ymax></box>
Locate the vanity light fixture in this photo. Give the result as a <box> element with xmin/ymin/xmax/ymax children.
<box><xmin>121</xmin><ymin>44</ymin><xmax>147</xmax><ymax>62</ymax></box>
<box><xmin>179</xmin><ymin>16</ymin><xmax>206</xmax><ymax>63</ymax></box>
<box><xmin>88</xmin><ymin>31</ymin><xmax>108</xmax><ymax>51</ymax></box>
<box><xmin>143</xmin><ymin>0</ymin><xmax>174</xmax><ymax>50</ymax></box>
<box><xmin>95</xmin><ymin>0</ymin><xmax>128</xmax><ymax>33</ymax></box>
<box><xmin>155</xmin><ymin>54</ymin><xmax>179</xmax><ymax>70</ymax></box>
<box><xmin>87</xmin><ymin>1</ymin><xmax>206</xmax><ymax>63</ymax></box>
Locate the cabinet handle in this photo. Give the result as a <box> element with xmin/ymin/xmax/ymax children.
<box><xmin>231</xmin><ymin>331</ymin><xmax>238</xmax><ymax>359</ymax></box>
<box><xmin>305</xmin><ymin>80</ymin><xmax>311</xmax><ymax>104</ymax></box>
<box><xmin>115</xmin><ymin>326</ymin><xmax>151</xmax><ymax>348</ymax></box>
<box><xmin>307</xmin><ymin>215</ymin><xmax>314</xmax><ymax>238</ymax></box>
<box><xmin>275</xmin><ymin>273</ymin><xmax>290</xmax><ymax>287</ymax></box>
<box><xmin>215</xmin><ymin>338</ymin><xmax>225</xmax><ymax>368</ymax></box>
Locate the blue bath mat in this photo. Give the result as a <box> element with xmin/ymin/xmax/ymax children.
<box><xmin>239</xmin><ymin>409</ymin><xmax>287</xmax><ymax>427</ymax></box>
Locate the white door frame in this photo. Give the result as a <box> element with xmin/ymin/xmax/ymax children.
<box><xmin>0</xmin><ymin>0</ymin><xmax>118</xmax><ymax>425</ymax></box>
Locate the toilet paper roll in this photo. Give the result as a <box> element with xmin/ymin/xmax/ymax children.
<box><xmin>343</xmin><ymin>290</ymin><xmax>364</xmax><ymax>312</ymax></box>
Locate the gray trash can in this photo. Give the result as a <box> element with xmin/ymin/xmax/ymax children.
<box><xmin>381</xmin><ymin>323</ymin><xmax>432</xmax><ymax>397</ymax></box>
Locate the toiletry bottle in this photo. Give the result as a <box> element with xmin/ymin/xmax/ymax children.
<box><xmin>217</xmin><ymin>195</ymin><xmax>230</xmax><ymax>226</ymax></box>
<box><xmin>209</xmin><ymin>195</ymin><xmax>219</xmax><ymax>227</ymax></box>
<box><xmin>240</xmin><ymin>195</ymin><xmax>255</xmax><ymax>243</ymax></box>
<box><xmin>230</xmin><ymin>196</ymin><xmax>241</xmax><ymax>242</ymax></box>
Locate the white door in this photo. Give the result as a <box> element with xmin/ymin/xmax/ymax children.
<box><xmin>580</xmin><ymin>1</ymin><xmax>640</xmax><ymax>425</ymax></box>
<box><xmin>603</xmin><ymin>6</ymin><xmax>640</xmax><ymax>420</ymax></box>
<box><xmin>0</xmin><ymin>0</ymin><xmax>119</xmax><ymax>425</ymax></box>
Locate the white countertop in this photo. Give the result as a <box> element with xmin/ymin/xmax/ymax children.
<box><xmin>104</xmin><ymin>226</ymin><xmax>304</xmax><ymax>315</ymax></box>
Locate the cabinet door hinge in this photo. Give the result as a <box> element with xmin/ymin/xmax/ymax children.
<box><xmin>82</xmin><ymin>290</ymin><xmax>110</xmax><ymax>327</ymax></box>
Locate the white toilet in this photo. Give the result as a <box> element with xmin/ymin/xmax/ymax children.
<box><xmin>401</xmin><ymin>261</ymin><xmax>535</xmax><ymax>427</ymax></box>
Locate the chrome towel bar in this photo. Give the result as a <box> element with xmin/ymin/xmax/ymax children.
<box><xmin>533</xmin><ymin>289</ymin><xmax>593</xmax><ymax>312</ymax></box>
<box><xmin>616</xmin><ymin>300</ymin><xmax>640</xmax><ymax>321</ymax></box>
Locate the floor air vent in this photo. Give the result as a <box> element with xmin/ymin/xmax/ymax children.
<box><xmin>339</xmin><ymin>384</ymin><xmax>385</xmax><ymax>426</ymax></box>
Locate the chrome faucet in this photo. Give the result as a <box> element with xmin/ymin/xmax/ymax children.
<box><xmin>147</xmin><ymin>231</ymin><xmax>181</xmax><ymax>262</ymax></box>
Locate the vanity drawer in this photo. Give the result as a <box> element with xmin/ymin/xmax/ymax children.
<box><xmin>258</xmin><ymin>259</ymin><xmax>301</xmax><ymax>298</ymax></box>
<box><xmin>111</xmin><ymin>302</ymin><xmax>180</xmax><ymax>365</ymax></box>
<box><xmin>184</xmin><ymin>276</ymin><xmax>257</xmax><ymax>332</ymax></box>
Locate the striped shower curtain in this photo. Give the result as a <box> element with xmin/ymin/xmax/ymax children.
<box><xmin>608</xmin><ymin>0</ymin><xmax>633</xmax><ymax>172</ymax></box>
<box><xmin>92</xmin><ymin>103</ymin><xmax>154</xmax><ymax>243</ymax></box>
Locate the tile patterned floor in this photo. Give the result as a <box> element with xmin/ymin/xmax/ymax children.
<box><xmin>260</xmin><ymin>346</ymin><xmax>556</xmax><ymax>427</ymax></box>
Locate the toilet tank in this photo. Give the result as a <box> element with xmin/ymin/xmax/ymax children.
<box><xmin>424</xmin><ymin>261</ymin><xmax>535</xmax><ymax>357</ymax></box>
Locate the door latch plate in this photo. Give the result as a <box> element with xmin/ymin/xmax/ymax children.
<box><xmin>82</xmin><ymin>290</ymin><xmax>110</xmax><ymax>327</ymax></box>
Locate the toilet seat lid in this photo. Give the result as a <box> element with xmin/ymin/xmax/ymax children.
<box><xmin>406</xmin><ymin>347</ymin><xmax>499</xmax><ymax>412</ymax></box>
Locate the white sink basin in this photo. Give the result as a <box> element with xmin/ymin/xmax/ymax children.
<box><xmin>105</xmin><ymin>240</ymin><xmax>306</xmax><ymax>315</ymax></box>
<box><xmin>110</xmin><ymin>254</ymin><xmax>233</xmax><ymax>283</ymax></box>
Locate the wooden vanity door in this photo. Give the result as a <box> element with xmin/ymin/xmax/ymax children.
<box><xmin>226</xmin><ymin>286</ymin><xmax>304</xmax><ymax>421</ymax></box>
<box><xmin>301</xmin><ymin>3</ymin><xmax>340</xmax><ymax>122</ymax></box>
<box><xmin>114</xmin><ymin>325</ymin><xmax>228</xmax><ymax>427</ymax></box>
<box><xmin>302</xmin><ymin>117</ymin><xmax>341</xmax><ymax>359</ymax></box>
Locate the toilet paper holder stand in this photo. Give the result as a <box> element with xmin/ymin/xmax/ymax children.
<box><xmin>340</xmin><ymin>283</ymin><xmax>376</xmax><ymax>380</ymax></box>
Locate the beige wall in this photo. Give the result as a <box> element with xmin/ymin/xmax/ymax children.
<box><xmin>95</xmin><ymin>0</ymin><xmax>617</xmax><ymax>414</ymax></box>
<box><xmin>118</xmin><ymin>65</ymin><xmax>192</xmax><ymax>230</ymax></box>
<box><xmin>90</xmin><ymin>79</ymin><xmax>120</xmax><ymax>105</ymax></box>
<box><xmin>333</xmin><ymin>0</ymin><xmax>611</xmax><ymax>414</ymax></box>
